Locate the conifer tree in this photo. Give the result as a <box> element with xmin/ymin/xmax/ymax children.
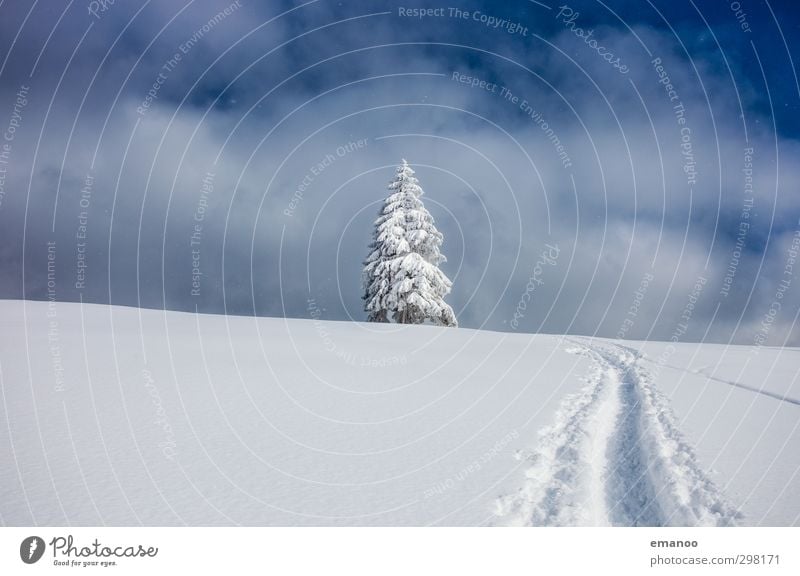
<box><xmin>362</xmin><ymin>160</ymin><xmax>457</xmax><ymax>326</ymax></box>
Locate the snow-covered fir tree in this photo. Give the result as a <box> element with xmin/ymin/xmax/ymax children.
<box><xmin>362</xmin><ymin>159</ymin><xmax>457</xmax><ymax>327</ymax></box>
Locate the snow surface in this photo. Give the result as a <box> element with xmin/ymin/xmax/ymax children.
<box><xmin>0</xmin><ymin>300</ymin><xmax>797</xmax><ymax>526</ymax></box>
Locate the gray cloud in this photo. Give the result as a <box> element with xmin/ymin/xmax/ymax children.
<box><xmin>0</xmin><ymin>0</ymin><xmax>798</xmax><ymax>346</ymax></box>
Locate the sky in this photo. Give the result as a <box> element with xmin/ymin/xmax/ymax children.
<box><xmin>0</xmin><ymin>0</ymin><xmax>798</xmax><ymax>345</ymax></box>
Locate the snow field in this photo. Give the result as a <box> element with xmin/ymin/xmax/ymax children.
<box><xmin>0</xmin><ymin>301</ymin><xmax>797</xmax><ymax>525</ymax></box>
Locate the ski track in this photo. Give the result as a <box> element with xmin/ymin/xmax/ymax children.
<box><xmin>494</xmin><ymin>339</ymin><xmax>742</xmax><ymax>527</ymax></box>
<box><xmin>689</xmin><ymin>366</ymin><xmax>800</xmax><ymax>407</ymax></box>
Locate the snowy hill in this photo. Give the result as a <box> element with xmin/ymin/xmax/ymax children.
<box><xmin>0</xmin><ymin>300</ymin><xmax>797</xmax><ymax>526</ymax></box>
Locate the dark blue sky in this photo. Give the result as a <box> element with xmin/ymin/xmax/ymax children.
<box><xmin>0</xmin><ymin>0</ymin><xmax>798</xmax><ymax>345</ymax></box>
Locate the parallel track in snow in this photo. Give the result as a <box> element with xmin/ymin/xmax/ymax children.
<box><xmin>494</xmin><ymin>339</ymin><xmax>742</xmax><ymax>526</ymax></box>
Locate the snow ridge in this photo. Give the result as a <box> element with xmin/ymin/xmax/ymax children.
<box><xmin>494</xmin><ymin>339</ymin><xmax>742</xmax><ymax>526</ymax></box>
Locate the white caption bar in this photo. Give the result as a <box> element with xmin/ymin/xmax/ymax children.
<box><xmin>1</xmin><ymin>527</ymin><xmax>798</xmax><ymax>575</ymax></box>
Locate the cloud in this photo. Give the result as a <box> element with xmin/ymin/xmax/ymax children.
<box><xmin>0</xmin><ymin>0</ymin><xmax>797</xmax><ymax>345</ymax></box>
